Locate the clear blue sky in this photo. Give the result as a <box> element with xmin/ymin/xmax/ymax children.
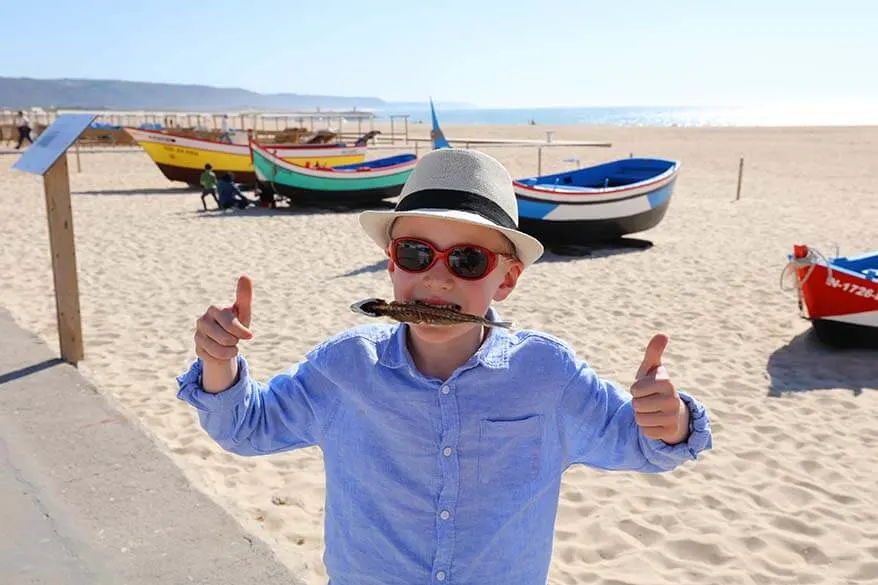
<box><xmin>3</xmin><ymin>0</ymin><xmax>875</xmax><ymax>107</ymax></box>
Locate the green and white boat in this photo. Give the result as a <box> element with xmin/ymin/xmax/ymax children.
<box><xmin>250</xmin><ymin>140</ymin><xmax>417</xmax><ymax>206</ymax></box>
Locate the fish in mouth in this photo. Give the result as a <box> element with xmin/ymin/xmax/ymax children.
<box><xmin>350</xmin><ymin>298</ymin><xmax>513</xmax><ymax>329</ymax></box>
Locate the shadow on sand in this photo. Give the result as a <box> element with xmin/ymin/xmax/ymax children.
<box><xmin>334</xmin><ymin>259</ymin><xmax>390</xmax><ymax>279</ymax></box>
<box><xmin>0</xmin><ymin>358</ymin><xmax>65</xmax><ymax>385</ymax></box>
<box><xmin>539</xmin><ymin>238</ymin><xmax>654</xmax><ymax>262</ymax></box>
<box><xmin>190</xmin><ymin>199</ymin><xmax>397</xmax><ymax>219</ymax></box>
<box><xmin>766</xmin><ymin>329</ymin><xmax>877</xmax><ymax>397</ymax></box>
<box><xmin>74</xmin><ymin>186</ymin><xmax>199</xmax><ymax>196</ymax></box>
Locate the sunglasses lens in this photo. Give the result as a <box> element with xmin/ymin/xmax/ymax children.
<box><xmin>395</xmin><ymin>239</ymin><xmax>433</xmax><ymax>272</ymax></box>
<box><xmin>449</xmin><ymin>247</ymin><xmax>490</xmax><ymax>279</ymax></box>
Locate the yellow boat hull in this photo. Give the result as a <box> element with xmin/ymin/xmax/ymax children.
<box><xmin>124</xmin><ymin>128</ymin><xmax>367</xmax><ymax>185</ymax></box>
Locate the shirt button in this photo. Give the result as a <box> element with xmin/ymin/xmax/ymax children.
<box><xmin>443</xmin><ymin>447</ymin><xmax>453</xmax><ymax>457</ymax></box>
<box><xmin>436</xmin><ymin>571</ymin><xmax>446</xmax><ymax>581</ymax></box>
<box><xmin>441</xmin><ymin>385</ymin><xmax>450</xmax><ymax>395</ymax></box>
<box><xmin>440</xmin><ymin>510</ymin><xmax>450</xmax><ymax>520</ymax></box>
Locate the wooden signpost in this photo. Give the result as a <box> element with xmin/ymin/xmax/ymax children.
<box><xmin>12</xmin><ymin>113</ymin><xmax>97</xmax><ymax>365</ymax></box>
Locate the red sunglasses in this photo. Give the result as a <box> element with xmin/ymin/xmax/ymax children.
<box><xmin>389</xmin><ymin>237</ymin><xmax>514</xmax><ymax>280</ymax></box>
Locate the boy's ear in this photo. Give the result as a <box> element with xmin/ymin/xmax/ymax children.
<box><xmin>493</xmin><ymin>260</ymin><xmax>523</xmax><ymax>301</ymax></box>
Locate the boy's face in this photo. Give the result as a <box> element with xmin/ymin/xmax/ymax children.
<box><xmin>387</xmin><ymin>216</ymin><xmax>523</xmax><ymax>344</ymax></box>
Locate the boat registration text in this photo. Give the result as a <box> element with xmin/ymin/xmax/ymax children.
<box><xmin>828</xmin><ymin>278</ymin><xmax>878</xmax><ymax>301</ymax></box>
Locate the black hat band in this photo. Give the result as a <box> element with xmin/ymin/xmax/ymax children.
<box><xmin>394</xmin><ymin>189</ymin><xmax>517</xmax><ymax>230</ymax></box>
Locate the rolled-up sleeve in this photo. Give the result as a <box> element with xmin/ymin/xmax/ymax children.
<box><xmin>558</xmin><ymin>362</ymin><xmax>712</xmax><ymax>473</ymax></box>
<box><xmin>176</xmin><ymin>354</ymin><xmax>340</xmax><ymax>456</ymax></box>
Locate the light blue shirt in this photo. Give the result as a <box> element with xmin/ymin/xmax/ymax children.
<box><xmin>177</xmin><ymin>310</ymin><xmax>712</xmax><ymax>585</ymax></box>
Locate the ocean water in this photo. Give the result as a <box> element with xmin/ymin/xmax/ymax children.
<box><xmin>372</xmin><ymin>103</ymin><xmax>878</xmax><ymax>127</ymax></box>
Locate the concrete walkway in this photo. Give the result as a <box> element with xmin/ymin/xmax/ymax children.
<box><xmin>0</xmin><ymin>307</ymin><xmax>301</xmax><ymax>584</ymax></box>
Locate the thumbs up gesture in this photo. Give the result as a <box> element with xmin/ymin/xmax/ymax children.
<box><xmin>630</xmin><ymin>334</ymin><xmax>690</xmax><ymax>444</ymax></box>
<box><xmin>194</xmin><ymin>275</ymin><xmax>254</xmax><ymax>392</ymax></box>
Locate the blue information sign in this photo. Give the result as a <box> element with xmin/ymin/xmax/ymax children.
<box><xmin>12</xmin><ymin>113</ymin><xmax>98</xmax><ymax>175</ymax></box>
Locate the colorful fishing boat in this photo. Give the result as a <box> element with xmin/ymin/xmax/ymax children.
<box><xmin>512</xmin><ymin>158</ymin><xmax>680</xmax><ymax>244</ymax></box>
<box><xmin>124</xmin><ymin>127</ymin><xmax>368</xmax><ymax>186</ymax></box>
<box><xmin>251</xmin><ymin>140</ymin><xmax>417</xmax><ymax>206</ymax></box>
<box><xmin>784</xmin><ymin>244</ymin><xmax>878</xmax><ymax>348</ymax></box>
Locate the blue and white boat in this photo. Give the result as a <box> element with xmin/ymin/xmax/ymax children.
<box><xmin>426</xmin><ymin>99</ymin><xmax>679</xmax><ymax>245</ymax></box>
<box><xmin>512</xmin><ymin>158</ymin><xmax>680</xmax><ymax>244</ymax></box>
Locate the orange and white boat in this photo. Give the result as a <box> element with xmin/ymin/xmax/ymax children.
<box><xmin>785</xmin><ymin>244</ymin><xmax>878</xmax><ymax>348</ymax></box>
<box><xmin>124</xmin><ymin>127</ymin><xmax>367</xmax><ymax>186</ymax></box>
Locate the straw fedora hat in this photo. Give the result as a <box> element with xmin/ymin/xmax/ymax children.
<box><xmin>359</xmin><ymin>148</ymin><xmax>544</xmax><ymax>266</ymax></box>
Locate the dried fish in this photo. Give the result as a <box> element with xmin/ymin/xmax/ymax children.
<box><xmin>350</xmin><ymin>298</ymin><xmax>512</xmax><ymax>329</ymax></box>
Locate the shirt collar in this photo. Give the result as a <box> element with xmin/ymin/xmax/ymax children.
<box><xmin>378</xmin><ymin>306</ymin><xmax>511</xmax><ymax>371</ymax></box>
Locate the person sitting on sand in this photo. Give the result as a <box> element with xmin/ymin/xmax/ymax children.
<box><xmin>199</xmin><ymin>164</ymin><xmax>219</xmax><ymax>211</ymax></box>
<box><xmin>177</xmin><ymin>148</ymin><xmax>713</xmax><ymax>585</ymax></box>
<box><xmin>216</xmin><ymin>172</ymin><xmax>255</xmax><ymax>210</ymax></box>
<box><xmin>254</xmin><ymin>184</ymin><xmax>277</xmax><ymax>209</ymax></box>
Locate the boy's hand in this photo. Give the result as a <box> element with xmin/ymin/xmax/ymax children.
<box><xmin>630</xmin><ymin>334</ymin><xmax>690</xmax><ymax>444</ymax></box>
<box><xmin>194</xmin><ymin>275</ymin><xmax>254</xmax><ymax>365</ymax></box>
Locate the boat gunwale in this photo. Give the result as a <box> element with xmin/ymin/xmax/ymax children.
<box><xmin>514</xmin><ymin>173</ymin><xmax>677</xmax><ymax>205</ymax></box>
<box><xmin>124</xmin><ymin>127</ymin><xmax>365</xmax><ymax>153</ymax></box>
<box><xmin>513</xmin><ymin>162</ymin><xmax>679</xmax><ymax>200</ymax></box>
<box><xmin>793</xmin><ymin>252</ymin><xmax>878</xmax><ymax>283</ymax></box>
<box><xmin>251</xmin><ymin>141</ymin><xmax>417</xmax><ymax>180</ymax></box>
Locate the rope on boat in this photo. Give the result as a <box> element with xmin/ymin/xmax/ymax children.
<box><xmin>269</xmin><ymin>162</ymin><xmax>281</xmax><ymax>199</ymax></box>
<box><xmin>779</xmin><ymin>246</ymin><xmax>835</xmax><ymax>291</ymax></box>
<box><xmin>779</xmin><ymin>245</ymin><xmax>835</xmax><ymax>318</ymax></box>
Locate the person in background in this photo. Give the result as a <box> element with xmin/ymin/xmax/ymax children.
<box><xmin>199</xmin><ymin>164</ymin><xmax>219</xmax><ymax>210</ymax></box>
<box><xmin>15</xmin><ymin>111</ymin><xmax>33</xmax><ymax>149</ymax></box>
<box><xmin>219</xmin><ymin>114</ymin><xmax>231</xmax><ymax>143</ymax></box>
<box><xmin>255</xmin><ymin>183</ymin><xmax>277</xmax><ymax>209</ymax></box>
<box><xmin>216</xmin><ymin>172</ymin><xmax>256</xmax><ymax>210</ymax></box>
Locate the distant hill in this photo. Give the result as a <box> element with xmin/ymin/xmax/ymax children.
<box><xmin>0</xmin><ymin>76</ymin><xmax>398</xmax><ymax>112</ymax></box>
<box><xmin>376</xmin><ymin>100</ymin><xmax>475</xmax><ymax>111</ymax></box>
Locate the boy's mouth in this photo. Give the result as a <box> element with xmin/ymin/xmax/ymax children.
<box><xmin>412</xmin><ymin>298</ymin><xmax>462</xmax><ymax>312</ymax></box>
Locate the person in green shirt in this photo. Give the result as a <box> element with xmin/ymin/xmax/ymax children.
<box><xmin>200</xmin><ymin>164</ymin><xmax>219</xmax><ymax>210</ymax></box>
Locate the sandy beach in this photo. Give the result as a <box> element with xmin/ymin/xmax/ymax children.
<box><xmin>2</xmin><ymin>123</ymin><xmax>877</xmax><ymax>585</ymax></box>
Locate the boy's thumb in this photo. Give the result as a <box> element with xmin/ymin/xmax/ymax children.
<box><xmin>635</xmin><ymin>333</ymin><xmax>668</xmax><ymax>380</ymax></box>
<box><xmin>234</xmin><ymin>275</ymin><xmax>253</xmax><ymax>328</ymax></box>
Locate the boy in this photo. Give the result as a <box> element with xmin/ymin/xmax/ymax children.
<box><xmin>177</xmin><ymin>148</ymin><xmax>712</xmax><ymax>585</ymax></box>
<box><xmin>199</xmin><ymin>163</ymin><xmax>219</xmax><ymax>211</ymax></box>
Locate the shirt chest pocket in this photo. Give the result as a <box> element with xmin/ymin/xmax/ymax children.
<box><xmin>478</xmin><ymin>415</ymin><xmax>543</xmax><ymax>487</ymax></box>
